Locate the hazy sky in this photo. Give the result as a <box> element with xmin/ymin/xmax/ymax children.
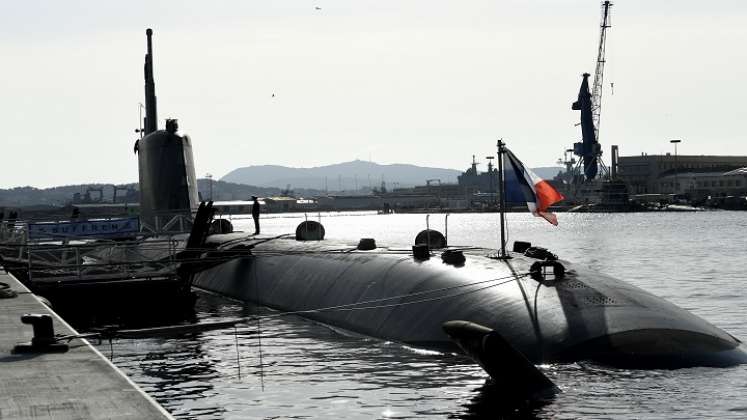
<box><xmin>2</xmin><ymin>0</ymin><xmax>747</xmax><ymax>188</ymax></box>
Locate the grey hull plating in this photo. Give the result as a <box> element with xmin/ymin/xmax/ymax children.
<box><xmin>192</xmin><ymin>236</ymin><xmax>747</xmax><ymax>368</ymax></box>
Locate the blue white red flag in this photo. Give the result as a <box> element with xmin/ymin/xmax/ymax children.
<box><xmin>504</xmin><ymin>149</ymin><xmax>565</xmax><ymax>225</ymax></box>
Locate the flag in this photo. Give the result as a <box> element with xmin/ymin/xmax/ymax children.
<box><xmin>504</xmin><ymin>148</ymin><xmax>565</xmax><ymax>225</ymax></box>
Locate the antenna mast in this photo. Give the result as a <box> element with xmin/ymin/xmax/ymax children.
<box><xmin>144</xmin><ymin>28</ymin><xmax>158</xmax><ymax>135</ymax></box>
<box><xmin>591</xmin><ymin>1</ymin><xmax>612</xmax><ymax>142</ymax></box>
<box><xmin>496</xmin><ymin>139</ymin><xmax>508</xmax><ymax>259</ymax></box>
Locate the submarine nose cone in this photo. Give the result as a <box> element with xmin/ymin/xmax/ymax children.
<box><xmin>568</xmin><ymin>329</ymin><xmax>747</xmax><ymax>369</ymax></box>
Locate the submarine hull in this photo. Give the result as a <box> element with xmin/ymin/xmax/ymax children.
<box><xmin>192</xmin><ymin>236</ymin><xmax>747</xmax><ymax>368</ymax></box>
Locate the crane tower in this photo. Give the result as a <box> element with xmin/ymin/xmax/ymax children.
<box><xmin>571</xmin><ymin>1</ymin><xmax>613</xmax><ymax>181</ymax></box>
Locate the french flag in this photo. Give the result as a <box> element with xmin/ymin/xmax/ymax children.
<box><xmin>504</xmin><ymin>148</ymin><xmax>565</xmax><ymax>225</ymax></box>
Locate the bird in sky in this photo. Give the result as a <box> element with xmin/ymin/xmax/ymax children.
<box><xmin>315</xmin><ymin>6</ymin><xmax>322</xmax><ymax>10</ymax></box>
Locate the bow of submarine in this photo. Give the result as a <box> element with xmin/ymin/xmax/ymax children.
<box><xmin>190</xmin><ymin>238</ymin><xmax>747</xmax><ymax>369</ymax></box>
<box><xmin>545</xmin><ymin>262</ymin><xmax>747</xmax><ymax>368</ymax></box>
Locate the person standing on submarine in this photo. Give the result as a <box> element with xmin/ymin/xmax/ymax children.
<box><xmin>251</xmin><ymin>196</ymin><xmax>260</xmax><ymax>235</ymax></box>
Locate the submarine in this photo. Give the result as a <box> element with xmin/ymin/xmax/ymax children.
<box><xmin>128</xmin><ymin>28</ymin><xmax>747</xmax><ymax>381</ymax></box>
<box><xmin>187</xmin><ymin>230</ymin><xmax>747</xmax><ymax>369</ymax></box>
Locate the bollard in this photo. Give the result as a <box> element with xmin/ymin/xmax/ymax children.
<box><xmin>12</xmin><ymin>313</ymin><xmax>69</xmax><ymax>353</ymax></box>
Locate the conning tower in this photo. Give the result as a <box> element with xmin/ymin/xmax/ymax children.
<box><xmin>136</xmin><ymin>28</ymin><xmax>198</xmax><ymax>231</ymax></box>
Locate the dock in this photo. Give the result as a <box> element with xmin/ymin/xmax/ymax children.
<box><xmin>0</xmin><ymin>269</ymin><xmax>173</xmax><ymax>420</ymax></box>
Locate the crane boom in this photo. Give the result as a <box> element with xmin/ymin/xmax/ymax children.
<box><xmin>591</xmin><ymin>1</ymin><xmax>612</xmax><ymax>142</ymax></box>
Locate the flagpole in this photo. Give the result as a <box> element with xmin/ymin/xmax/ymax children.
<box><xmin>497</xmin><ymin>138</ymin><xmax>507</xmax><ymax>258</ymax></box>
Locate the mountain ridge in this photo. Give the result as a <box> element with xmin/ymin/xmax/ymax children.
<box><xmin>221</xmin><ymin>159</ymin><xmax>463</xmax><ymax>190</ymax></box>
<box><xmin>222</xmin><ymin>160</ymin><xmax>563</xmax><ymax>191</ymax></box>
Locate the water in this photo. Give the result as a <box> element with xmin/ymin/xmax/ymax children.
<box><xmin>95</xmin><ymin>211</ymin><xmax>747</xmax><ymax>419</ymax></box>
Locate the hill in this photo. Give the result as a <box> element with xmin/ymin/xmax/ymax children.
<box><xmin>222</xmin><ymin>160</ymin><xmax>463</xmax><ymax>191</ymax></box>
<box><xmin>222</xmin><ymin>160</ymin><xmax>564</xmax><ymax>190</ymax></box>
<box><xmin>0</xmin><ymin>184</ymin><xmax>124</xmax><ymax>208</ymax></box>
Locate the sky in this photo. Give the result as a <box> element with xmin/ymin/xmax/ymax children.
<box><xmin>2</xmin><ymin>0</ymin><xmax>747</xmax><ymax>188</ymax></box>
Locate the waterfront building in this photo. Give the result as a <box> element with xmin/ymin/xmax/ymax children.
<box><xmin>617</xmin><ymin>154</ymin><xmax>747</xmax><ymax>195</ymax></box>
<box><xmin>655</xmin><ymin>168</ymin><xmax>747</xmax><ymax>199</ymax></box>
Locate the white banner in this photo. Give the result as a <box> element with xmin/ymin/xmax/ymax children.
<box><xmin>27</xmin><ymin>217</ymin><xmax>140</xmax><ymax>240</ymax></box>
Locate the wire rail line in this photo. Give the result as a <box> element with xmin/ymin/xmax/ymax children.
<box><xmin>55</xmin><ymin>272</ymin><xmax>528</xmax><ymax>343</ymax></box>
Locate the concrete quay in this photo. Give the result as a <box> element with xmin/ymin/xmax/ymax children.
<box><xmin>0</xmin><ymin>269</ymin><xmax>173</xmax><ymax>420</ymax></box>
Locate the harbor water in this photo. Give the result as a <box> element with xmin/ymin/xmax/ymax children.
<box><xmin>95</xmin><ymin>211</ymin><xmax>747</xmax><ymax>419</ymax></box>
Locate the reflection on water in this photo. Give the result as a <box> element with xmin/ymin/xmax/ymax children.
<box><xmin>455</xmin><ymin>383</ymin><xmax>554</xmax><ymax>420</ymax></box>
<box><xmin>95</xmin><ymin>212</ymin><xmax>747</xmax><ymax>419</ymax></box>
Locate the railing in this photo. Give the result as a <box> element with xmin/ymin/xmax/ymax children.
<box><xmin>1</xmin><ymin>238</ymin><xmax>182</xmax><ymax>285</ymax></box>
<box><xmin>35</xmin><ymin>239</ymin><xmax>179</xmax><ymax>284</ymax></box>
<box><xmin>0</xmin><ymin>212</ymin><xmax>195</xmax><ymax>244</ymax></box>
<box><xmin>0</xmin><ymin>212</ymin><xmax>198</xmax><ymax>288</ymax></box>
<box><xmin>139</xmin><ymin>213</ymin><xmax>194</xmax><ymax>235</ymax></box>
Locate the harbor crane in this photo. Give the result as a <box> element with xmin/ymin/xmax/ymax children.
<box><xmin>571</xmin><ymin>0</ymin><xmax>613</xmax><ymax>182</ymax></box>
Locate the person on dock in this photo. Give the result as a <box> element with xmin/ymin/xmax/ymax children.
<box><xmin>251</xmin><ymin>196</ymin><xmax>260</xmax><ymax>235</ymax></box>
